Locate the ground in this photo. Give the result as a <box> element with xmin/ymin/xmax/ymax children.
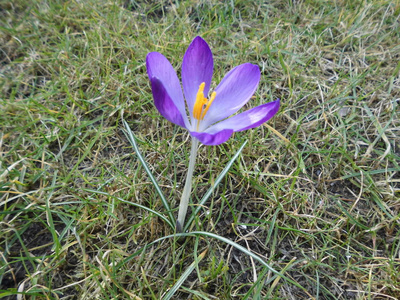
<box><xmin>1</xmin><ymin>0</ymin><xmax>399</xmax><ymax>299</ymax></box>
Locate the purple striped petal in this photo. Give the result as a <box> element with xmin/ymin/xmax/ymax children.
<box><xmin>146</xmin><ymin>52</ymin><xmax>188</xmax><ymax>126</ymax></box>
<box><xmin>149</xmin><ymin>77</ymin><xmax>186</xmax><ymax>128</ymax></box>
<box><xmin>204</xmin><ymin>100</ymin><xmax>280</xmax><ymax>134</ymax></box>
<box><xmin>190</xmin><ymin>129</ymin><xmax>233</xmax><ymax>146</ymax></box>
<box><xmin>202</xmin><ymin>63</ymin><xmax>260</xmax><ymax>128</ymax></box>
<box><xmin>182</xmin><ymin>36</ymin><xmax>214</xmax><ymax>118</ymax></box>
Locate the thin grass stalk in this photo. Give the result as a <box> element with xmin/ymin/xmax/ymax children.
<box><xmin>122</xmin><ymin>119</ymin><xmax>175</xmax><ymax>226</ymax></box>
<box><xmin>183</xmin><ymin>140</ymin><xmax>247</xmax><ymax>232</ymax></box>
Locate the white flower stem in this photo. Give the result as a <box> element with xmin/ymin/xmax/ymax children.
<box><xmin>176</xmin><ymin>138</ymin><xmax>199</xmax><ymax>232</ymax></box>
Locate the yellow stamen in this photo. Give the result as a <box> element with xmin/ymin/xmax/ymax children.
<box><xmin>192</xmin><ymin>82</ymin><xmax>216</xmax><ymax>121</ymax></box>
<box><xmin>200</xmin><ymin>91</ymin><xmax>216</xmax><ymax>120</ymax></box>
<box><xmin>193</xmin><ymin>83</ymin><xmax>206</xmax><ymax>120</ymax></box>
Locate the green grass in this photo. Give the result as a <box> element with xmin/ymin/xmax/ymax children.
<box><xmin>1</xmin><ymin>0</ymin><xmax>400</xmax><ymax>299</ymax></box>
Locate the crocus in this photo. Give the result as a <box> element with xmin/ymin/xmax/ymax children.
<box><xmin>146</xmin><ymin>36</ymin><xmax>279</xmax><ymax>232</ymax></box>
<box><xmin>146</xmin><ymin>36</ymin><xmax>280</xmax><ymax>146</ymax></box>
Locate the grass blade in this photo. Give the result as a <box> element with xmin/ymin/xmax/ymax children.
<box><xmin>122</xmin><ymin>119</ymin><xmax>175</xmax><ymax>228</ymax></box>
<box><xmin>184</xmin><ymin>141</ymin><xmax>247</xmax><ymax>232</ymax></box>
<box><xmin>85</xmin><ymin>189</ymin><xmax>175</xmax><ymax>229</ymax></box>
<box><xmin>162</xmin><ymin>249</ymin><xmax>207</xmax><ymax>300</ymax></box>
<box><xmin>117</xmin><ymin>230</ymin><xmax>305</xmax><ymax>292</ymax></box>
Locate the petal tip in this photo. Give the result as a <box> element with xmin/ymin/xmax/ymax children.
<box><xmin>273</xmin><ymin>98</ymin><xmax>281</xmax><ymax>109</ymax></box>
<box><xmin>192</xmin><ymin>35</ymin><xmax>207</xmax><ymax>44</ymax></box>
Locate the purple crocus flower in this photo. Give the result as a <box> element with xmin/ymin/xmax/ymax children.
<box><xmin>146</xmin><ymin>36</ymin><xmax>280</xmax><ymax>146</ymax></box>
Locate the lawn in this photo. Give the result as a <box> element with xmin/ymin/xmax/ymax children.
<box><xmin>1</xmin><ymin>0</ymin><xmax>399</xmax><ymax>299</ymax></box>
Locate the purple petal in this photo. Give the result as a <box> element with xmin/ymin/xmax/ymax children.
<box><xmin>182</xmin><ymin>36</ymin><xmax>214</xmax><ymax>118</ymax></box>
<box><xmin>190</xmin><ymin>129</ymin><xmax>233</xmax><ymax>146</ymax></box>
<box><xmin>149</xmin><ymin>77</ymin><xmax>186</xmax><ymax>128</ymax></box>
<box><xmin>205</xmin><ymin>100</ymin><xmax>280</xmax><ymax>134</ymax></box>
<box><xmin>146</xmin><ymin>52</ymin><xmax>188</xmax><ymax>126</ymax></box>
<box><xmin>202</xmin><ymin>63</ymin><xmax>261</xmax><ymax>128</ymax></box>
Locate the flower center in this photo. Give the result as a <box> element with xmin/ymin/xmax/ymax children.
<box><xmin>192</xmin><ymin>82</ymin><xmax>216</xmax><ymax>122</ymax></box>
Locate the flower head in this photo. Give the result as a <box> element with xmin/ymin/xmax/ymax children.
<box><xmin>146</xmin><ymin>36</ymin><xmax>280</xmax><ymax>145</ymax></box>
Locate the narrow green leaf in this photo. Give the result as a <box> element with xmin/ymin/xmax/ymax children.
<box><xmin>64</xmin><ymin>121</ymin><xmax>103</xmax><ymax>182</ymax></box>
<box><xmin>162</xmin><ymin>249</ymin><xmax>207</xmax><ymax>300</ymax></box>
<box><xmin>85</xmin><ymin>189</ymin><xmax>174</xmax><ymax>229</ymax></box>
<box><xmin>182</xmin><ymin>231</ymin><xmax>303</xmax><ymax>290</ymax></box>
<box><xmin>336</xmin><ymin>199</ymin><xmax>369</xmax><ymax>230</ymax></box>
<box><xmin>184</xmin><ymin>141</ymin><xmax>247</xmax><ymax>232</ymax></box>
<box><xmin>122</xmin><ymin>119</ymin><xmax>175</xmax><ymax>228</ymax></box>
<box><xmin>46</xmin><ymin>170</ymin><xmax>61</xmax><ymax>254</ymax></box>
<box><xmin>117</xmin><ymin>230</ymin><xmax>305</xmax><ymax>292</ymax></box>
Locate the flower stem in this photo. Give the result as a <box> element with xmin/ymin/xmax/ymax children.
<box><xmin>176</xmin><ymin>138</ymin><xmax>199</xmax><ymax>232</ymax></box>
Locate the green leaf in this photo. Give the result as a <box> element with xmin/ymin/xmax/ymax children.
<box><xmin>117</xmin><ymin>230</ymin><xmax>305</xmax><ymax>292</ymax></box>
<box><xmin>162</xmin><ymin>248</ymin><xmax>207</xmax><ymax>300</ymax></box>
<box><xmin>85</xmin><ymin>189</ymin><xmax>175</xmax><ymax>229</ymax></box>
<box><xmin>122</xmin><ymin>119</ymin><xmax>175</xmax><ymax>228</ymax></box>
<box><xmin>184</xmin><ymin>141</ymin><xmax>247</xmax><ymax>232</ymax></box>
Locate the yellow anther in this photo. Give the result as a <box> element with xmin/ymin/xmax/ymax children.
<box><xmin>192</xmin><ymin>82</ymin><xmax>216</xmax><ymax>121</ymax></box>
<box><xmin>193</xmin><ymin>83</ymin><xmax>206</xmax><ymax>119</ymax></box>
<box><xmin>200</xmin><ymin>91</ymin><xmax>216</xmax><ymax>120</ymax></box>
